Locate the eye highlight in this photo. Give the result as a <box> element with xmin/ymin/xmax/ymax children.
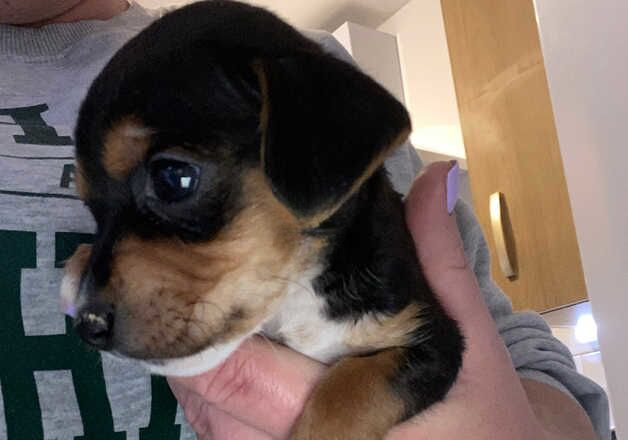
<box><xmin>150</xmin><ymin>159</ymin><xmax>200</xmax><ymax>202</ymax></box>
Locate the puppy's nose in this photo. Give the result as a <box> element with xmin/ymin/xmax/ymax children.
<box><xmin>74</xmin><ymin>303</ymin><xmax>114</xmax><ymax>350</ymax></box>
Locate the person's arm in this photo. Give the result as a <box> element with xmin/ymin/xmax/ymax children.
<box><xmin>522</xmin><ymin>379</ymin><xmax>598</xmax><ymax>440</ymax></box>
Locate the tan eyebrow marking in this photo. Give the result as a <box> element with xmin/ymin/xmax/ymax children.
<box><xmin>102</xmin><ymin>115</ymin><xmax>153</xmax><ymax>180</ymax></box>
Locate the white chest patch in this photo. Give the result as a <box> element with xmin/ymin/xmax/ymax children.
<box><xmin>261</xmin><ymin>268</ymin><xmax>354</xmax><ymax>364</ymax></box>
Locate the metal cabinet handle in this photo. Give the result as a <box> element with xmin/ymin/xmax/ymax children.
<box><xmin>489</xmin><ymin>192</ymin><xmax>517</xmax><ymax>278</ymax></box>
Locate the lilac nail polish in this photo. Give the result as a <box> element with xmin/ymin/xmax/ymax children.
<box><xmin>446</xmin><ymin>161</ymin><xmax>459</xmax><ymax>214</ymax></box>
<box><xmin>63</xmin><ymin>303</ymin><xmax>77</xmax><ymax>318</ymax></box>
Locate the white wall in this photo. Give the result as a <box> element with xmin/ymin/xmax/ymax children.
<box><xmin>333</xmin><ymin>22</ymin><xmax>406</xmax><ymax>104</ymax></box>
<box><xmin>534</xmin><ymin>1</ymin><xmax>628</xmax><ymax>437</ymax></box>
<box><xmin>378</xmin><ymin>0</ymin><xmax>464</xmax><ymax>159</ymax></box>
<box><xmin>135</xmin><ymin>0</ymin><xmax>411</xmax><ymax>31</ymax></box>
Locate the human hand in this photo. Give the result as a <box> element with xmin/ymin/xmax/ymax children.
<box><xmin>168</xmin><ymin>162</ymin><xmax>593</xmax><ymax>439</ymax></box>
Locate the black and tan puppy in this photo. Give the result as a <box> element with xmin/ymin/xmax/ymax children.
<box><xmin>60</xmin><ymin>1</ymin><xmax>463</xmax><ymax>438</ymax></box>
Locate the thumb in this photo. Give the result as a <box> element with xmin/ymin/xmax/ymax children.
<box><xmin>400</xmin><ymin>162</ymin><xmax>543</xmax><ymax>439</ymax></box>
<box><xmin>404</xmin><ymin>162</ymin><xmax>494</xmax><ymax>340</ymax></box>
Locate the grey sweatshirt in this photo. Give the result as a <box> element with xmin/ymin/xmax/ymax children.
<box><xmin>0</xmin><ymin>3</ymin><xmax>609</xmax><ymax>439</ymax></box>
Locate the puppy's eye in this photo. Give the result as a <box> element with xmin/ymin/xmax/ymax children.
<box><xmin>150</xmin><ymin>159</ymin><xmax>200</xmax><ymax>202</ymax></box>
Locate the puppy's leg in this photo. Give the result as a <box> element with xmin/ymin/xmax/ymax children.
<box><xmin>290</xmin><ymin>348</ymin><xmax>406</xmax><ymax>440</ymax></box>
<box><xmin>290</xmin><ymin>315</ymin><xmax>463</xmax><ymax>440</ymax></box>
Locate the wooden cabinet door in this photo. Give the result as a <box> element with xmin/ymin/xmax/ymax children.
<box><xmin>441</xmin><ymin>0</ymin><xmax>587</xmax><ymax>312</ymax></box>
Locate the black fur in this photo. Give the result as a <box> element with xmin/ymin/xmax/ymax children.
<box><xmin>311</xmin><ymin>168</ymin><xmax>463</xmax><ymax>420</ymax></box>
<box><xmin>311</xmin><ymin>169</ymin><xmax>428</xmax><ymax>320</ymax></box>
<box><xmin>74</xmin><ymin>0</ymin><xmax>463</xmax><ymax>432</ymax></box>
<box><xmin>262</xmin><ymin>53</ymin><xmax>409</xmax><ymax>217</ymax></box>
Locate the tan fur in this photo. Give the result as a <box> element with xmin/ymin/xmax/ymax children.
<box><xmin>65</xmin><ymin>169</ymin><xmax>322</xmax><ymax>359</ymax></box>
<box><xmin>102</xmin><ymin>116</ymin><xmax>152</xmax><ymax>180</ymax></box>
<box><xmin>64</xmin><ymin>243</ymin><xmax>91</xmax><ymax>279</ymax></box>
<box><xmin>345</xmin><ymin>303</ymin><xmax>423</xmax><ymax>351</ymax></box>
<box><xmin>74</xmin><ymin>162</ymin><xmax>89</xmax><ymax>200</ymax></box>
<box><xmin>291</xmin><ymin>348</ymin><xmax>406</xmax><ymax>440</ymax></box>
<box><xmin>60</xmin><ymin>243</ymin><xmax>92</xmax><ymax>310</ymax></box>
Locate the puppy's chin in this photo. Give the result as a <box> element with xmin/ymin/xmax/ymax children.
<box><xmin>138</xmin><ymin>330</ymin><xmax>257</xmax><ymax>377</ymax></box>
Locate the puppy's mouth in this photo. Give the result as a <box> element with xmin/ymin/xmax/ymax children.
<box><xmin>110</xmin><ymin>304</ymin><xmax>250</xmax><ymax>360</ymax></box>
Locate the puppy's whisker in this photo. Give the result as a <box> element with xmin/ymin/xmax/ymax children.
<box><xmin>192</xmin><ymin>298</ymin><xmax>228</xmax><ymax>318</ymax></box>
<box><xmin>265</xmin><ymin>272</ymin><xmax>316</xmax><ymax>296</ymax></box>
<box><xmin>184</xmin><ymin>317</ymin><xmax>212</xmax><ymax>339</ymax></box>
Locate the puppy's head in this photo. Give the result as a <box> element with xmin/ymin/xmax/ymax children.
<box><xmin>62</xmin><ymin>0</ymin><xmax>410</xmax><ymax>376</ymax></box>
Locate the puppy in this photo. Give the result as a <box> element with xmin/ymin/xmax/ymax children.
<box><xmin>61</xmin><ymin>1</ymin><xmax>463</xmax><ymax>438</ymax></box>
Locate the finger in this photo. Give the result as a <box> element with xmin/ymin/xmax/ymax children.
<box><xmin>206</xmin><ymin>406</ymin><xmax>275</xmax><ymax>440</ymax></box>
<box><xmin>168</xmin><ymin>381</ymin><xmax>211</xmax><ymax>435</ymax></box>
<box><xmin>169</xmin><ymin>335</ymin><xmax>325</xmax><ymax>438</ymax></box>
<box><xmin>169</xmin><ymin>381</ymin><xmax>274</xmax><ymax>440</ymax></box>
<box><xmin>405</xmin><ymin>162</ymin><xmax>495</xmax><ymax>338</ymax></box>
<box><xmin>204</xmin><ymin>405</ymin><xmax>275</xmax><ymax>440</ymax></box>
<box><xmin>173</xmin><ymin>387</ymin><xmax>212</xmax><ymax>436</ymax></box>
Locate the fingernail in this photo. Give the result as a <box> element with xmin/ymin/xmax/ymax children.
<box><xmin>447</xmin><ymin>161</ymin><xmax>459</xmax><ymax>214</ymax></box>
<box><xmin>61</xmin><ymin>300</ymin><xmax>77</xmax><ymax>318</ymax></box>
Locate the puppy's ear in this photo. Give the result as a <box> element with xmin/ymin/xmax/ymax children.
<box><xmin>257</xmin><ymin>54</ymin><xmax>411</xmax><ymax>222</ymax></box>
